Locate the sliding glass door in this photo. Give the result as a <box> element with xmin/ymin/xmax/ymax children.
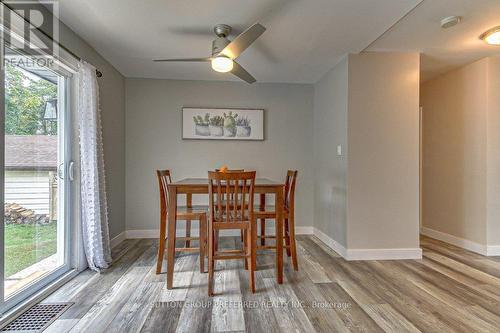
<box><xmin>1</xmin><ymin>46</ymin><xmax>73</xmax><ymax>312</ymax></box>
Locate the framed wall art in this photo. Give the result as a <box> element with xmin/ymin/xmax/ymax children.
<box><xmin>182</xmin><ymin>107</ymin><xmax>264</xmax><ymax>140</ymax></box>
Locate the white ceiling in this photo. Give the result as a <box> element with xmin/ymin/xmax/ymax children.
<box><xmin>368</xmin><ymin>0</ymin><xmax>500</xmax><ymax>81</ymax></box>
<box><xmin>56</xmin><ymin>0</ymin><xmax>420</xmax><ymax>83</ymax></box>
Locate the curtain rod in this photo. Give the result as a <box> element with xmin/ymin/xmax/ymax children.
<box><xmin>2</xmin><ymin>2</ymin><xmax>103</xmax><ymax>77</ymax></box>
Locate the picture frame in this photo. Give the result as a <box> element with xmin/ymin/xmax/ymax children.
<box><xmin>182</xmin><ymin>107</ymin><xmax>264</xmax><ymax>140</ymax></box>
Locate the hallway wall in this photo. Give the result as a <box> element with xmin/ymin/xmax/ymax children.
<box><xmin>421</xmin><ymin>56</ymin><xmax>500</xmax><ymax>254</ymax></box>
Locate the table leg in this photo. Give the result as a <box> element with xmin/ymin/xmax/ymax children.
<box><xmin>275</xmin><ymin>187</ymin><xmax>284</xmax><ymax>284</ymax></box>
<box><xmin>166</xmin><ymin>186</ymin><xmax>177</xmax><ymax>289</ymax></box>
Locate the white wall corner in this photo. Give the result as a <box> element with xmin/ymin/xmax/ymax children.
<box><xmin>487</xmin><ymin>245</ymin><xmax>500</xmax><ymax>256</ymax></box>
<box><xmin>420</xmin><ymin>227</ymin><xmax>488</xmax><ymax>256</ymax></box>
<box><xmin>110</xmin><ymin>231</ymin><xmax>127</xmax><ymax>248</ymax></box>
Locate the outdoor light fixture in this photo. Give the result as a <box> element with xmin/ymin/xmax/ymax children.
<box><xmin>43</xmin><ymin>99</ymin><xmax>57</xmax><ymax>120</ymax></box>
<box><xmin>480</xmin><ymin>26</ymin><xmax>500</xmax><ymax>46</ymax></box>
<box><xmin>211</xmin><ymin>56</ymin><xmax>233</xmax><ymax>73</ymax></box>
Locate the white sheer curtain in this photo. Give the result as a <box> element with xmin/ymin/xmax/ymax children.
<box><xmin>77</xmin><ymin>61</ymin><xmax>112</xmax><ymax>271</ymax></box>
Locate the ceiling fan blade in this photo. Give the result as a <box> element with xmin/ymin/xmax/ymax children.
<box><xmin>219</xmin><ymin>23</ymin><xmax>266</xmax><ymax>59</ymax></box>
<box><xmin>153</xmin><ymin>57</ymin><xmax>211</xmax><ymax>62</ymax></box>
<box><xmin>231</xmin><ymin>61</ymin><xmax>256</xmax><ymax>84</ymax></box>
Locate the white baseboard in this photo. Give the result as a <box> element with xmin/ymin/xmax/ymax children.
<box><xmin>487</xmin><ymin>246</ymin><xmax>500</xmax><ymax>256</ymax></box>
<box><xmin>126</xmin><ymin>229</ymin><xmax>167</xmax><ymax>239</ymax></box>
<box><xmin>296</xmin><ymin>226</ymin><xmax>314</xmax><ymax>235</ymax></box>
<box><xmin>312</xmin><ymin>227</ymin><xmax>422</xmax><ymax>260</ymax></box>
<box><xmin>420</xmin><ymin>227</ymin><xmax>488</xmax><ymax>256</ymax></box>
<box><xmin>124</xmin><ymin>226</ymin><xmax>314</xmax><ymax>240</ymax></box>
<box><xmin>110</xmin><ymin>231</ymin><xmax>126</xmax><ymax>249</ymax></box>
<box><xmin>345</xmin><ymin>248</ymin><xmax>422</xmax><ymax>260</ymax></box>
<box><xmin>115</xmin><ymin>225</ymin><xmax>422</xmax><ymax>260</ymax></box>
<box><xmin>312</xmin><ymin>227</ymin><xmax>347</xmax><ymax>257</ymax></box>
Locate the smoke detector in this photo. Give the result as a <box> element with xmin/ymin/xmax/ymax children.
<box><xmin>441</xmin><ymin>16</ymin><xmax>462</xmax><ymax>29</ymax></box>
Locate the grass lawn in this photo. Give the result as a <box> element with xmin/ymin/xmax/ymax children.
<box><xmin>4</xmin><ymin>222</ymin><xmax>57</xmax><ymax>277</ymax></box>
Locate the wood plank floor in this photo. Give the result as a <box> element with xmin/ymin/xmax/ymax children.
<box><xmin>41</xmin><ymin>235</ymin><xmax>500</xmax><ymax>333</ymax></box>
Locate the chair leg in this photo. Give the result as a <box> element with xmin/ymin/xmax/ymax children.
<box><xmin>215</xmin><ymin>230</ymin><xmax>219</xmax><ymax>252</ymax></box>
<box><xmin>186</xmin><ymin>220</ymin><xmax>191</xmax><ymax>248</ymax></box>
<box><xmin>243</xmin><ymin>229</ymin><xmax>248</xmax><ymax>270</ymax></box>
<box><xmin>260</xmin><ymin>194</ymin><xmax>266</xmax><ymax>245</ymax></box>
<box><xmin>284</xmin><ymin>218</ymin><xmax>291</xmax><ymax>257</ymax></box>
<box><xmin>260</xmin><ymin>219</ymin><xmax>266</xmax><ymax>246</ymax></box>
<box><xmin>289</xmin><ymin>215</ymin><xmax>298</xmax><ymax>271</ymax></box>
<box><xmin>156</xmin><ymin>214</ymin><xmax>167</xmax><ymax>274</ymax></box>
<box><xmin>247</xmin><ymin>223</ymin><xmax>256</xmax><ymax>293</ymax></box>
<box><xmin>199</xmin><ymin>216</ymin><xmax>206</xmax><ymax>273</ymax></box>
<box><xmin>186</xmin><ymin>194</ymin><xmax>192</xmax><ymax>248</ymax></box>
<box><xmin>240</xmin><ymin>230</ymin><xmax>244</xmax><ymax>242</ymax></box>
<box><xmin>208</xmin><ymin>225</ymin><xmax>214</xmax><ymax>296</ymax></box>
<box><xmin>252</xmin><ymin>223</ymin><xmax>257</xmax><ymax>273</ymax></box>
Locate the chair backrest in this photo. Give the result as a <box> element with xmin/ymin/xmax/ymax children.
<box><xmin>214</xmin><ymin>169</ymin><xmax>244</xmax><ymax>173</ymax></box>
<box><xmin>156</xmin><ymin>170</ymin><xmax>172</xmax><ymax>213</ymax></box>
<box><xmin>208</xmin><ymin>170</ymin><xmax>256</xmax><ymax>224</ymax></box>
<box><xmin>284</xmin><ymin>170</ymin><xmax>298</xmax><ymax>210</ymax></box>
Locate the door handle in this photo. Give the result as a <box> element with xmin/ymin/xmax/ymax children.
<box><xmin>57</xmin><ymin>162</ymin><xmax>65</xmax><ymax>179</ymax></box>
<box><xmin>68</xmin><ymin>161</ymin><xmax>75</xmax><ymax>181</ymax></box>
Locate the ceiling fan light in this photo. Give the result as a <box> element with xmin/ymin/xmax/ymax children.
<box><xmin>211</xmin><ymin>56</ymin><xmax>233</xmax><ymax>72</ymax></box>
<box><xmin>480</xmin><ymin>26</ymin><xmax>500</xmax><ymax>45</ymax></box>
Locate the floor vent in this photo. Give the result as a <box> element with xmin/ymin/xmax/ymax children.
<box><xmin>1</xmin><ymin>303</ymin><xmax>73</xmax><ymax>333</ymax></box>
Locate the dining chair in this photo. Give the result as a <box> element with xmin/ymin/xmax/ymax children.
<box><xmin>156</xmin><ymin>170</ymin><xmax>207</xmax><ymax>274</ymax></box>
<box><xmin>213</xmin><ymin>169</ymin><xmax>245</xmax><ymax>246</ymax></box>
<box><xmin>207</xmin><ymin>170</ymin><xmax>257</xmax><ymax>295</ymax></box>
<box><xmin>255</xmin><ymin>170</ymin><xmax>298</xmax><ymax>271</ymax></box>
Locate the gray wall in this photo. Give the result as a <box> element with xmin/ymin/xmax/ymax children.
<box><xmin>313</xmin><ymin>57</ymin><xmax>348</xmax><ymax>246</ymax></box>
<box><xmin>27</xmin><ymin>3</ymin><xmax>126</xmax><ymax>239</ymax></box>
<box><xmin>125</xmin><ymin>79</ymin><xmax>314</xmax><ymax>232</ymax></box>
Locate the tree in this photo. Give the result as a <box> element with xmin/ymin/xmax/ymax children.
<box><xmin>5</xmin><ymin>63</ymin><xmax>58</xmax><ymax>135</ymax></box>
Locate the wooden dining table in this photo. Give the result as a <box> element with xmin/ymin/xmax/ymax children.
<box><xmin>166</xmin><ymin>177</ymin><xmax>285</xmax><ymax>289</ymax></box>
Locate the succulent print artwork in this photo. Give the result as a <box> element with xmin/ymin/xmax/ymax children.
<box><xmin>236</xmin><ymin>116</ymin><xmax>251</xmax><ymax>137</ymax></box>
<box><xmin>209</xmin><ymin>115</ymin><xmax>224</xmax><ymax>136</ymax></box>
<box><xmin>223</xmin><ymin>112</ymin><xmax>238</xmax><ymax>137</ymax></box>
<box><xmin>183</xmin><ymin>108</ymin><xmax>263</xmax><ymax>140</ymax></box>
<box><xmin>193</xmin><ymin>113</ymin><xmax>210</xmax><ymax>136</ymax></box>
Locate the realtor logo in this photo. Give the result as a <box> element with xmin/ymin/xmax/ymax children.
<box><xmin>1</xmin><ymin>0</ymin><xmax>59</xmax><ymax>55</ymax></box>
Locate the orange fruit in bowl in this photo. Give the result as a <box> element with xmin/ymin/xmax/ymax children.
<box><xmin>219</xmin><ymin>165</ymin><xmax>228</xmax><ymax>173</ymax></box>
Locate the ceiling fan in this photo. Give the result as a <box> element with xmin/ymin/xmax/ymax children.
<box><xmin>153</xmin><ymin>23</ymin><xmax>266</xmax><ymax>84</ymax></box>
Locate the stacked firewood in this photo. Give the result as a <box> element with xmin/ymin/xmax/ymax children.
<box><xmin>4</xmin><ymin>203</ymin><xmax>50</xmax><ymax>225</ymax></box>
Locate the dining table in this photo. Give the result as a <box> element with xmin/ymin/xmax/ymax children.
<box><xmin>166</xmin><ymin>177</ymin><xmax>285</xmax><ymax>289</ymax></box>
